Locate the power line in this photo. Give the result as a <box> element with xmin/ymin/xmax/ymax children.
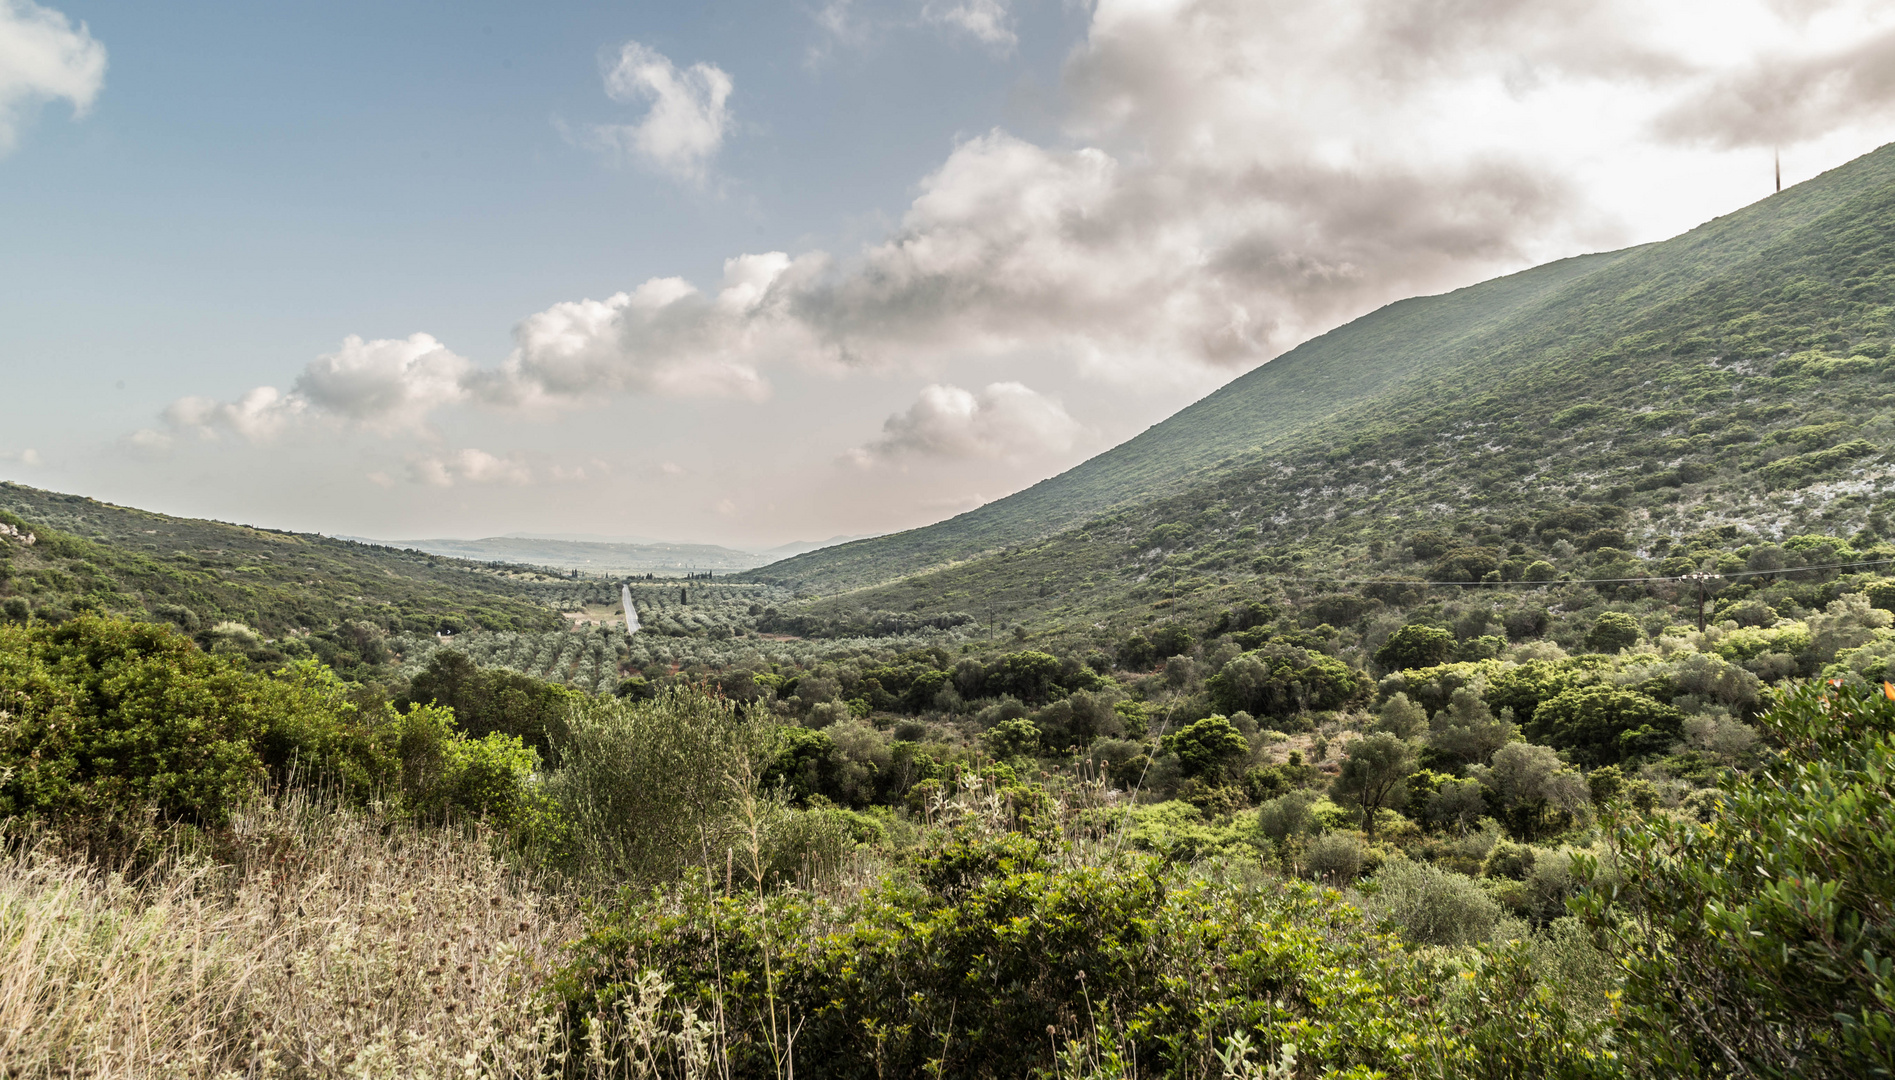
<box><xmin>1247</xmin><ymin>555</ymin><xmax>1895</xmax><ymax>589</ymax></box>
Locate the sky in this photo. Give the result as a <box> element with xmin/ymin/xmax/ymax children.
<box><xmin>4</xmin><ymin>1</ymin><xmax>1895</xmax><ymax>548</ymax></box>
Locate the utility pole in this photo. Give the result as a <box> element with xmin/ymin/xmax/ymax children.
<box><xmin>1683</xmin><ymin>572</ymin><xmax>1720</xmax><ymax>632</ymax></box>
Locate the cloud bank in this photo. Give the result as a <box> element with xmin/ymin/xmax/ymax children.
<box><xmin>0</xmin><ymin>0</ymin><xmax>105</xmax><ymax>152</ymax></box>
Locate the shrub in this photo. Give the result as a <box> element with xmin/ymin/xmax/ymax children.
<box><xmin>1481</xmin><ymin>840</ymin><xmax>1537</xmax><ymax>881</ymax></box>
<box><xmin>1164</xmin><ymin>714</ymin><xmax>1249</xmax><ymax>778</ymax></box>
<box><xmin>1257</xmin><ymin>789</ymin><xmax>1320</xmax><ymax>844</ymax></box>
<box><xmin>0</xmin><ymin>616</ymin><xmax>375</xmax><ymax>829</ymax></box>
<box><xmin>1375</xmin><ymin>624</ymin><xmax>1457</xmax><ymax>672</ymax></box>
<box><xmin>1532</xmin><ymin>685</ymin><xmax>1684</xmax><ymax>766</ymax></box>
<box><xmin>1207</xmin><ymin>644</ymin><xmax>1367</xmax><ymax>719</ymax></box>
<box><xmin>543</xmin><ymin>686</ymin><xmax>772</xmax><ymax>886</ymax></box>
<box><xmin>1303</xmin><ymin>831</ymin><xmax>1365</xmax><ymax>883</ymax></box>
<box><xmin>558</xmin><ymin>840</ymin><xmax>1480</xmax><ymax>1080</ymax></box>
<box><xmin>1369</xmin><ymin>858</ymin><xmax>1504</xmax><ymax>947</ymax></box>
<box><xmin>391</xmin><ymin>702</ymin><xmax>543</xmax><ymax>830</ymax></box>
<box><xmin>1575</xmin><ymin>680</ymin><xmax>1895</xmax><ymax>1076</ymax></box>
<box><xmin>1584</xmin><ymin>611</ymin><xmax>1642</xmax><ymax>653</ymax></box>
<box><xmin>402</xmin><ymin>649</ymin><xmax>576</xmax><ymax>764</ymax></box>
<box><xmin>983</xmin><ymin>717</ymin><xmax>1042</xmax><ymax>759</ymax></box>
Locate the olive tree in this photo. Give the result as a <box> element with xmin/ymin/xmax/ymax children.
<box><xmin>1329</xmin><ymin>732</ymin><xmax>1417</xmax><ymax>838</ymax></box>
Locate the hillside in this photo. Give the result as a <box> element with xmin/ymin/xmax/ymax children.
<box><xmin>762</xmin><ymin>141</ymin><xmax>1895</xmax><ymax>597</ymax></box>
<box><xmin>0</xmin><ymin>482</ymin><xmax>564</xmax><ymax>638</ymax></box>
<box><xmin>760</xmin><ymin>141</ymin><xmax>1895</xmax><ymax>638</ymax></box>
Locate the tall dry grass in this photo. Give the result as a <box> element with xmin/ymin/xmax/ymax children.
<box><xmin>0</xmin><ymin>790</ymin><xmax>579</xmax><ymax>1079</ymax></box>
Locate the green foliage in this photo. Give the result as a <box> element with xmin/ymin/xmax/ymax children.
<box><xmin>1583</xmin><ymin>611</ymin><xmax>1642</xmax><ymax>654</ymax></box>
<box><xmin>401</xmin><ymin>648</ymin><xmax>578</xmax><ymax>764</ymax></box>
<box><xmin>1329</xmin><ymin>732</ymin><xmax>1416</xmax><ymax>836</ymax></box>
<box><xmin>1368</xmin><ymin>858</ymin><xmax>1504</xmax><ymax>948</ymax></box>
<box><xmin>391</xmin><ymin>702</ymin><xmax>544</xmax><ymax>830</ymax></box>
<box><xmin>558</xmin><ymin>834</ymin><xmax>1588</xmax><ymax>1080</ymax></box>
<box><xmin>1113</xmin><ymin>799</ymin><xmax>1261</xmax><ymax>861</ymax></box>
<box><xmin>983</xmin><ymin>717</ymin><xmax>1042</xmax><ymax>759</ymax></box>
<box><xmin>1375</xmin><ymin>623</ymin><xmax>1458</xmax><ymax>672</ymax></box>
<box><xmin>1164</xmin><ymin>714</ymin><xmax>1249</xmax><ymax>778</ymax></box>
<box><xmin>1576</xmin><ymin>680</ymin><xmax>1895</xmax><ymax>1076</ymax></box>
<box><xmin>1207</xmin><ymin>644</ymin><xmax>1367</xmax><ymax>719</ymax></box>
<box><xmin>1531</xmin><ymin>686</ymin><xmax>1685</xmax><ymax>767</ymax></box>
<box><xmin>0</xmin><ymin>616</ymin><xmax>376</xmax><ymax>827</ymax></box>
<box><xmin>544</xmin><ymin>686</ymin><xmax>774</xmax><ymax>886</ymax></box>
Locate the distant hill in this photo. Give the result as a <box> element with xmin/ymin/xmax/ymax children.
<box><xmin>346</xmin><ymin>535</ymin><xmax>766</xmax><ymax>574</ymax></box>
<box><xmin>0</xmin><ymin>483</ymin><xmax>563</xmax><ymax>636</ymax></box>
<box><xmin>758</xmin><ymin>141</ymin><xmax>1895</xmax><ymax>600</ymax></box>
<box><xmin>758</xmin><ymin>535</ymin><xmax>878</xmax><ymax>559</ymax></box>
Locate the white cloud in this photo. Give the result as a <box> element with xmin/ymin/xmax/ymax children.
<box><xmin>591</xmin><ymin>40</ymin><xmax>732</xmax><ymax>183</ymax></box>
<box><xmin>409</xmin><ymin>448</ymin><xmax>531</xmax><ymax>488</ymax></box>
<box><xmin>152</xmin><ymin>334</ymin><xmax>472</xmax><ymax>445</ymax></box>
<box><xmin>473</xmin><ymin>252</ymin><xmax>823</xmax><ymax>407</ymax></box>
<box><xmin>855</xmin><ymin>382</ymin><xmax>1082</xmax><ymax>462</ymax></box>
<box><xmin>294</xmin><ymin>333</ymin><xmax>471</xmax><ymax>432</ymax></box>
<box><xmin>923</xmin><ymin>0</ymin><xmax>1016</xmax><ymax>50</ymax></box>
<box><xmin>163</xmin><ymin>385</ymin><xmax>305</xmax><ymax>443</ymax></box>
<box><xmin>0</xmin><ymin>0</ymin><xmax>105</xmax><ymax>153</ymax></box>
<box><xmin>0</xmin><ymin>447</ymin><xmax>41</xmax><ymax>466</ymax></box>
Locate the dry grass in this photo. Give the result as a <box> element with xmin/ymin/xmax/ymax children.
<box><xmin>0</xmin><ymin>792</ymin><xmax>579</xmax><ymax>1079</ymax></box>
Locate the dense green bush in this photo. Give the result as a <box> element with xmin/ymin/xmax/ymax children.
<box><xmin>544</xmin><ymin>686</ymin><xmax>774</xmax><ymax>885</ymax></box>
<box><xmin>1577</xmin><ymin>680</ymin><xmax>1895</xmax><ymax>1076</ymax></box>
<box><xmin>1531</xmin><ymin>686</ymin><xmax>1684</xmax><ymax>766</ymax></box>
<box><xmin>557</xmin><ymin>831</ymin><xmax>1615</xmax><ymax>1080</ymax></box>
<box><xmin>1207</xmin><ymin>643</ymin><xmax>1367</xmax><ymax>719</ymax></box>
<box><xmin>402</xmin><ymin>649</ymin><xmax>577</xmax><ymax>764</ymax></box>
<box><xmin>0</xmin><ymin>616</ymin><xmax>380</xmax><ymax>827</ymax></box>
<box><xmin>1368</xmin><ymin>857</ymin><xmax>1504</xmax><ymax>948</ymax></box>
<box><xmin>1583</xmin><ymin>612</ymin><xmax>1642</xmax><ymax>654</ymax></box>
<box><xmin>1375</xmin><ymin>624</ymin><xmax>1458</xmax><ymax>672</ymax></box>
<box><xmin>1164</xmin><ymin>714</ymin><xmax>1249</xmax><ymax>778</ymax></box>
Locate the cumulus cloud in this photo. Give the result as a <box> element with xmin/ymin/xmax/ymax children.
<box><xmin>410</xmin><ymin>448</ymin><xmax>531</xmax><ymax>488</ymax></box>
<box><xmin>0</xmin><ymin>447</ymin><xmax>41</xmax><ymax>467</ymax></box>
<box><xmin>150</xmin><ymin>335</ymin><xmax>472</xmax><ymax>445</ymax></box>
<box><xmin>294</xmin><ymin>334</ymin><xmax>471</xmax><ymax>431</ymax></box>
<box><xmin>163</xmin><ymin>386</ymin><xmax>305</xmax><ymax>443</ymax></box>
<box><xmin>470</xmin><ymin>254</ymin><xmax>817</xmax><ymax>407</ymax></box>
<box><xmin>590</xmin><ymin>40</ymin><xmax>732</xmax><ymax>182</ymax></box>
<box><xmin>923</xmin><ymin>0</ymin><xmax>1016</xmax><ymax>50</ymax></box>
<box><xmin>0</xmin><ymin>0</ymin><xmax>104</xmax><ymax>152</ymax></box>
<box><xmin>854</xmin><ymin>382</ymin><xmax>1081</xmax><ymax>463</ymax></box>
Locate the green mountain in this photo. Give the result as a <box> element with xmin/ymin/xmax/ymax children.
<box><xmin>0</xmin><ymin>482</ymin><xmax>565</xmax><ymax>637</ymax></box>
<box><xmin>759</xmin><ymin>141</ymin><xmax>1895</xmax><ymax>631</ymax></box>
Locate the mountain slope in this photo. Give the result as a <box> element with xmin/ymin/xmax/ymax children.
<box><xmin>0</xmin><ymin>483</ymin><xmax>564</xmax><ymax>636</ymax></box>
<box><xmin>762</xmin><ymin>140</ymin><xmax>1895</xmax><ymax>633</ymax></box>
<box><xmin>763</xmin><ymin>142</ymin><xmax>1895</xmax><ymax>596</ymax></box>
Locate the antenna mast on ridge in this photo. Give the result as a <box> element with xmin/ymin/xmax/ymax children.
<box><xmin>1775</xmin><ymin>149</ymin><xmax>1781</xmax><ymax>193</ymax></box>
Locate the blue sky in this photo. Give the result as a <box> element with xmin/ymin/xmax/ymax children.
<box><xmin>5</xmin><ymin>1</ymin><xmax>1895</xmax><ymax>546</ymax></box>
